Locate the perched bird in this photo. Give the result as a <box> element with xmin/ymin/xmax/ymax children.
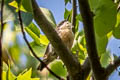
<box><xmin>37</xmin><ymin>20</ymin><xmax>74</xmax><ymax>71</ymax></box>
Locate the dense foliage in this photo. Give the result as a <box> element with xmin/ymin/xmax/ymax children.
<box><xmin>1</xmin><ymin>0</ymin><xmax>120</xmax><ymax>80</ymax></box>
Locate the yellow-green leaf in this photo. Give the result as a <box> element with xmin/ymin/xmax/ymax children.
<box><xmin>17</xmin><ymin>68</ymin><xmax>32</xmax><ymax>80</ymax></box>
<box><xmin>40</xmin><ymin>35</ymin><xmax>49</xmax><ymax>45</ymax></box>
<box><xmin>25</xmin><ymin>27</ymin><xmax>40</xmax><ymax>45</ymax></box>
<box><xmin>113</xmin><ymin>13</ymin><xmax>120</xmax><ymax>39</ymax></box>
<box><xmin>30</xmin><ymin>42</ymin><xmax>47</xmax><ymax>57</ymax></box>
<box><xmin>49</xmin><ymin>60</ymin><xmax>67</xmax><ymax>78</ymax></box>
<box><xmin>9</xmin><ymin>1</ymin><xmax>27</xmax><ymax>12</ymax></box>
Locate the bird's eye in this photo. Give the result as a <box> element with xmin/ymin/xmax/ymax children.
<box><xmin>66</xmin><ymin>22</ymin><xmax>69</xmax><ymax>24</ymax></box>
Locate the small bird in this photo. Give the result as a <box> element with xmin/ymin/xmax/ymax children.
<box><xmin>37</xmin><ymin>20</ymin><xmax>74</xmax><ymax>71</ymax></box>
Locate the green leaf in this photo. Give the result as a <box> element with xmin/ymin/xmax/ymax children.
<box><xmin>64</xmin><ymin>0</ymin><xmax>71</xmax><ymax>5</ymax></box>
<box><xmin>40</xmin><ymin>7</ymin><xmax>56</xmax><ymax>28</ymax></box>
<box><xmin>115</xmin><ymin>12</ymin><xmax>120</xmax><ymax>27</ymax></box>
<box><xmin>22</xmin><ymin>0</ymin><xmax>32</xmax><ymax>12</ymax></box>
<box><xmin>9</xmin><ymin>1</ymin><xmax>27</xmax><ymax>12</ymax></box>
<box><xmin>31</xmin><ymin>78</ymin><xmax>40</xmax><ymax>80</ymax></box>
<box><xmin>113</xmin><ymin>13</ymin><xmax>120</xmax><ymax>39</ymax></box>
<box><xmin>40</xmin><ymin>35</ymin><xmax>49</xmax><ymax>45</ymax></box>
<box><xmin>9</xmin><ymin>0</ymin><xmax>32</xmax><ymax>12</ymax></box>
<box><xmin>9</xmin><ymin>43</ymin><xmax>21</xmax><ymax>63</ymax></box>
<box><xmin>27</xmin><ymin>23</ymin><xmax>40</xmax><ymax>38</ymax></box>
<box><xmin>2</xmin><ymin>71</ymin><xmax>7</xmax><ymax>80</ymax></box>
<box><xmin>94</xmin><ymin>0</ymin><xmax>117</xmax><ymax>37</ymax></box>
<box><xmin>96</xmin><ymin>35</ymin><xmax>108</xmax><ymax>56</ymax></box>
<box><xmin>17</xmin><ymin>68</ymin><xmax>40</xmax><ymax>80</ymax></box>
<box><xmin>2</xmin><ymin>5</ymin><xmax>15</xmax><ymax>23</ymax></box>
<box><xmin>3</xmin><ymin>62</ymin><xmax>8</xmax><ymax>71</ymax></box>
<box><xmin>89</xmin><ymin>0</ymin><xmax>99</xmax><ymax>12</ymax></box>
<box><xmin>30</xmin><ymin>42</ymin><xmax>47</xmax><ymax>57</ymax></box>
<box><xmin>113</xmin><ymin>24</ymin><xmax>120</xmax><ymax>39</ymax></box>
<box><xmin>6</xmin><ymin>65</ymin><xmax>16</xmax><ymax>80</ymax></box>
<box><xmin>72</xmin><ymin>36</ymin><xmax>86</xmax><ymax>60</ymax></box>
<box><xmin>49</xmin><ymin>60</ymin><xmax>67</xmax><ymax>78</ymax></box>
<box><xmin>64</xmin><ymin>8</ymin><xmax>72</xmax><ymax>21</ymax></box>
<box><xmin>16</xmin><ymin>68</ymin><xmax>40</xmax><ymax>80</ymax></box>
<box><xmin>75</xmin><ymin>14</ymin><xmax>82</xmax><ymax>32</ymax></box>
<box><xmin>76</xmin><ymin>14</ymin><xmax>82</xmax><ymax>21</ymax></box>
<box><xmin>17</xmin><ymin>68</ymin><xmax>32</xmax><ymax>80</ymax></box>
<box><xmin>15</xmin><ymin>12</ymin><xmax>33</xmax><ymax>26</ymax></box>
<box><xmin>16</xmin><ymin>0</ymin><xmax>22</xmax><ymax>5</ymax></box>
<box><xmin>25</xmin><ymin>27</ymin><xmax>40</xmax><ymax>45</ymax></box>
<box><xmin>100</xmin><ymin>51</ymin><xmax>111</xmax><ymax>68</ymax></box>
<box><xmin>9</xmin><ymin>0</ymin><xmax>33</xmax><ymax>26</ymax></box>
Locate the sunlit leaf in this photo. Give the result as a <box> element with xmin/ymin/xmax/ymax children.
<box><xmin>3</xmin><ymin>5</ymin><xmax>15</xmax><ymax>23</ymax></box>
<box><xmin>25</xmin><ymin>27</ymin><xmax>40</xmax><ymax>45</ymax></box>
<box><xmin>75</xmin><ymin>14</ymin><xmax>82</xmax><ymax>32</ymax></box>
<box><xmin>72</xmin><ymin>36</ymin><xmax>86</xmax><ymax>60</ymax></box>
<box><xmin>40</xmin><ymin>35</ymin><xmax>49</xmax><ymax>45</ymax></box>
<box><xmin>113</xmin><ymin>24</ymin><xmax>120</xmax><ymax>39</ymax></box>
<box><xmin>9</xmin><ymin>1</ymin><xmax>27</xmax><ymax>12</ymax></box>
<box><xmin>27</xmin><ymin>23</ymin><xmax>40</xmax><ymax>38</ymax></box>
<box><xmin>100</xmin><ymin>51</ymin><xmax>111</xmax><ymax>68</ymax></box>
<box><xmin>40</xmin><ymin>7</ymin><xmax>56</xmax><ymax>28</ymax></box>
<box><xmin>6</xmin><ymin>65</ymin><xmax>16</xmax><ymax>80</ymax></box>
<box><xmin>113</xmin><ymin>13</ymin><xmax>120</xmax><ymax>39</ymax></box>
<box><xmin>2</xmin><ymin>71</ymin><xmax>7</xmax><ymax>80</ymax></box>
<box><xmin>107</xmin><ymin>31</ymin><xmax>113</xmax><ymax>39</ymax></box>
<box><xmin>49</xmin><ymin>60</ymin><xmax>67</xmax><ymax>78</ymax></box>
<box><xmin>94</xmin><ymin>0</ymin><xmax>117</xmax><ymax>37</ymax></box>
<box><xmin>76</xmin><ymin>14</ymin><xmax>82</xmax><ymax>21</ymax></box>
<box><xmin>31</xmin><ymin>78</ymin><xmax>40</xmax><ymax>80</ymax></box>
<box><xmin>9</xmin><ymin>1</ymin><xmax>33</xmax><ymax>26</ymax></box>
<box><xmin>30</xmin><ymin>42</ymin><xmax>47</xmax><ymax>57</ymax></box>
<box><xmin>17</xmin><ymin>68</ymin><xmax>32</xmax><ymax>80</ymax></box>
<box><xmin>9</xmin><ymin>0</ymin><xmax>32</xmax><ymax>12</ymax></box>
<box><xmin>96</xmin><ymin>35</ymin><xmax>108</xmax><ymax>56</ymax></box>
<box><xmin>64</xmin><ymin>8</ymin><xmax>72</xmax><ymax>21</ymax></box>
<box><xmin>9</xmin><ymin>43</ymin><xmax>21</xmax><ymax>63</ymax></box>
<box><xmin>3</xmin><ymin>62</ymin><xmax>8</xmax><ymax>71</ymax></box>
<box><xmin>17</xmin><ymin>68</ymin><xmax>39</xmax><ymax>80</ymax></box>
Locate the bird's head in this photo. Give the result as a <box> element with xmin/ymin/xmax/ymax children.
<box><xmin>57</xmin><ymin>20</ymin><xmax>73</xmax><ymax>30</ymax></box>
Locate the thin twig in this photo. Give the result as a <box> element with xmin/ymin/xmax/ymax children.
<box><xmin>71</xmin><ymin>0</ymin><xmax>77</xmax><ymax>33</ymax></box>
<box><xmin>17</xmin><ymin>5</ymin><xmax>64</xmax><ymax>80</ymax></box>
<box><xmin>0</xmin><ymin>0</ymin><xmax>4</xmax><ymax>79</ymax></box>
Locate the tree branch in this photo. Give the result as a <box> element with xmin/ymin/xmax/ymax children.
<box><xmin>0</xmin><ymin>0</ymin><xmax>4</xmax><ymax>79</ymax></box>
<box><xmin>71</xmin><ymin>0</ymin><xmax>77</xmax><ymax>33</ymax></box>
<box><xmin>31</xmin><ymin>0</ymin><xmax>82</xmax><ymax>79</ymax></box>
<box><xmin>82</xmin><ymin>57</ymin><xmax>91</xmax><ymax>80</ymax></box>
<box><xmin>78</xmin><ymin>0</ymin><xmax>105</xmax><ymax>80</ymax></box>
<box><xmin>17</xmin><ymin>5</ymin><xmax>64</xmax><ymax>80</ymax></box>
<box><xmin>106</xmin><ymin>58</ymin><xmax>120</xmax><ymax>77</ymax></box>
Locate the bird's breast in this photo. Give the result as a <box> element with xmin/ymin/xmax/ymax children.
<box><xmin>57</xmin><ymin>29</ymin><xmax>74</xmax><ymax>49</ymax></box>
